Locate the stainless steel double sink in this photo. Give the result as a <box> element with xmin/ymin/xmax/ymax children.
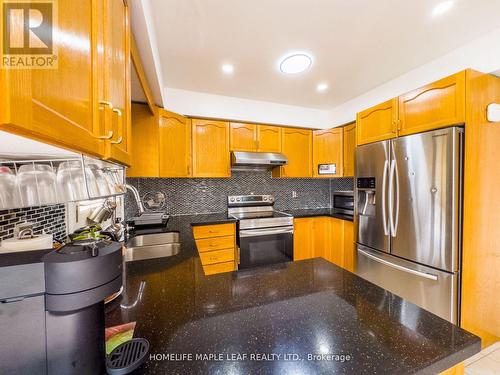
<box><xmin>125</xmin><ymin>232</ymin><xmax>180</xmax><ymax>262</ymax></box>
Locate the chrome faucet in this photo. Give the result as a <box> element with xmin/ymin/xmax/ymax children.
<box><xmin>125</xmin><ymin>184</ymin><xmax>145</xmax><ymax>214</ymax></box>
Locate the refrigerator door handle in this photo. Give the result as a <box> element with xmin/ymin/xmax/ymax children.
<box><xmin>381</xmin><ymin>159</ymin><xmax>389</xmax><ymax>235</ymax></box>
<box><xmin>389</xmin><ymin>158</ymin><xmax>400</xmax><ymax>237</ymax></box>
<box><xmin>358</xmin><ymin>249</ymin><xmax>439</xmax><ymax>281</ymax></box>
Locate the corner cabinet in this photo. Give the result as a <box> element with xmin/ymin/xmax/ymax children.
<box><xmin>0</xmin><ymin>0</ymin><xmax>130</xmax><ymax>165</ymax></box>
<box><xmin>343</xmin><ymin>123</ymin><xmax>356</xmax><ymax>177</ymax></box>
<box><xmin>159</xmin><ymin>110</ymin><xmax>192</xmax><ymax>177</ymax></box>
<box><xmin>192</xmin><ymin>119</ymin><xmax>230</xmax><ymax>177</ymax></box>
<box><xmin>274</xmin><ymin>128</ymin><xmax>312</xmax><ymax>178</ymax></box>
<box><xmin>398</xmin><ymin>71</ymin><xmax>466</xmax><ymax>136</ymax></box>
<box><xmin>312</xmin><ymin>128</ymin><xmax>343</xmax><ymax>178</ymax></box>
<box><xmin>356</xmin><ymin>98</ymin><xmax>398</xmax><ymax>145</ymax></box>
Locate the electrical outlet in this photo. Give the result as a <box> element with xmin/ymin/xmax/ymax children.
<box><xmin>292</xmin><ymin>191</ymin><xmax>298</xmax><ymax>198</ymax></box>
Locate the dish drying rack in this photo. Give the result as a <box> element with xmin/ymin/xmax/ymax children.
<box><xmin>0</xmin><ymin>154</ymin><xmax>126</xmax><ymax>210</ymax></box>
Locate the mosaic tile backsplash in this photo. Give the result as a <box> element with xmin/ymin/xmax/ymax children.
<box><xmin>125</xmin><ymin>170</ymin><xmax>354</xmax><ymax>218</ymax></box>
<box><xmin>0</xmin><ymin>204</ymin><xmax>67</xmax><ymax>242</ymax></box>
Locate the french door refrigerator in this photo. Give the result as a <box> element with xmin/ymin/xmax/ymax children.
<box><xmin>355</xmin><ymin>126</ymin><xmax>463</xmax><ymax>324</ymax></box>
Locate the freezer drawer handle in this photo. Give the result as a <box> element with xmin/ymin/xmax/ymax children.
<box><xmin>359</xmin><ymin>249</ymin><xmax>438</xmax><ymax>281</ymax></box>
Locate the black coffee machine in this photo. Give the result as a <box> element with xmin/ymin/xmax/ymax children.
<box><xmin>0</xmin><ymin>239</ymin><xmax>122</xmax><ymax>375</ymax></box>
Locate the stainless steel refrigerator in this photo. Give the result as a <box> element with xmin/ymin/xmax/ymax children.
<box><xmin>355</xmin><ymin>127</ymin><xmax>463</xmax><ymax>324</ymax></box>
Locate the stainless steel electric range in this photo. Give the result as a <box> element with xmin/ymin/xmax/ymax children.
<box><xmin>228</xmin><ymin>195</ymin><xmax>293</xmax><ymax>269</ymax></box>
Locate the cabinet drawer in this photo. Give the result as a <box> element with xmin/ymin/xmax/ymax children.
<box><xmin>192</xmin><ymin>223</ymin><xmax>235</xmax><ymax>239</ymax></box>
<box><xmin>199</xmin><ymin>248</ymin><xmax>235</xmax><ymax>265</ymax></box>
<box><xmin>196</xmin><ymin>236</ymin><xmax>235</xmax><ymax>252</ymax></box>
<box><xmin>203</xmin><ymin>261</ymin><xmax>235</xmax><ymax>276</ymax></box>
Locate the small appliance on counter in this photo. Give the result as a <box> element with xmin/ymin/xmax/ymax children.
<box><xmin>0</xmin><ymin>238</ymin><xmax>123</xmax><ymax>375</ymax></box>
<box><xmin>125</xmin><ymin>184</ymin><xmax>169</xmax><ymax>229</ymax></box>
<box><xmin>228</xmin><ymin>194</ymin><xmax>293</xmax><ymax>269</ymax></box>
<box><xmin>0</xmin><ymin>222</ymin><xmax>53</xmax><ymax>253</ymax></box>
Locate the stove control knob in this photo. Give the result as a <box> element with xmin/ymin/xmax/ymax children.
<box><xmin>263</xmin><ymin>197</ymin><xmax>268</xmax><ymax>201</ymax></box>
<box><xmin>229</xmin><ymin>198</ymin><xmax>235</xmax><ymax>203</ymax></box>
<box><xmin>236</xmin><ymin>197</ymin><xmax>241</xmax><ymax>202</ymax></box>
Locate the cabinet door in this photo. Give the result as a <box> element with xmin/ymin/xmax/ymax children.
<box><xmin>328</xmin><ymin>218</ymin><xmax>345</xmax><ymax>268</ymax></box>
<box><xmin>312</xmin><ymin>217</ymin><xmax>331</xmax><ymax>259</ymax></box>
<box><xmin>230</xmin><ymin>123</ymin><xmax>256</xmax><ymax>151</ymax></box>
<box><xmin>159</xmin><ymin>109</ymin><xmax>192</xmax><ymax>177</ymax></box>
<box><xmin>280</xmin><ymin>128</ymin><xmax>312</xmax><ymax>177</ymax></box>
<box><xmin>192</xmin><ymin>119</ymin><xmax>230</xmax><ymax>177</ymax></box>
<box><xmin>103</xmin><ymin>0</ymin><xmax>131</xmax><ymax>166</ymax></box>
<box><xmin>257</xmin><ymin>125</ymin><xmax>281</xmax><ymax>152</ymax></box>
<box><xmin>2</xmin><ymin>1</ymin><xmax>104</xmax><ymax>157</ymax></box>
<box><xmin>127</xmin><ymin>103</ymin><xmax>159</xmax><ymax>177</ymax></box>
<box><xmin>312</xmin><ymin>128</ymin><xmax>343</xmax><ymax>177</ymax></box>
<box><xmin>343</xmin><ymin>123</ymin><xmax>356</xmax><ymax>177</ymax></box>
<box><xmin>342</xmin><ymin>220</ymin><xmax>355</xmax><ymax>272</ymax></box>
<box><xmin>293</xmin><ymin>218</ymin><xmax>313</xmax><ymax>261</ymax></box>
<box><xmin>398</xmin><ymin>71</ymin><xmax>466</xmax><ymax>136</ymax></box>
<box><xmin>356</xmin><ymin>98</ymin><xmax>398</xmax><ymax>145</ymax></box>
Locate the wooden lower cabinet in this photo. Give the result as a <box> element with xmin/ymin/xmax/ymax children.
<box><xmin>193</xmin><ymin>223</ymin><xmax>237</xmax><ymax>275</ymax></box>
<box><xmin>293</xmin><ymin>217</ymin><xmax>355</xmax><ymax>271</ymax></box>
<box><xmin>342</xmin><ymin>221</ymin><xmax>355</xmax><ymax>272</ymax></box>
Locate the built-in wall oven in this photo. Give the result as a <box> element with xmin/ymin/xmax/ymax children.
<box><xmin>228</xmin><ymin>195</ymin><xmax>294</xmax><ymax>269</ymax></box>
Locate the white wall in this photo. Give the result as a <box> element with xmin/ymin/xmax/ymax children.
<box><xmin>327</xmin><ymin>27</ymin><xmax>500</xmax><ymax>127</ymax></box>
<box><xmin>163</xmin><ymin>87</ymin><xmax>331</xmax><ymax>129</ymax></box>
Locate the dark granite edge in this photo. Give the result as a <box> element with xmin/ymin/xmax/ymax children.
<box><xmin>283</xmin><ymin>209</ymin><xmax>354</xmax><ymax>222</ymax></box>
<box><xmin>417</xmin><ymin>339</ymin><xmax>481</xmax><ymax>374</ymax></box>
<box><xmin>0</xmin><ymin>248</ymin><xmax>53</xmax><ymax>267</ymax></box>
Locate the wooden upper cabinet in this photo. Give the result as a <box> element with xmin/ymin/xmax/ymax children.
<box><xmin>343</xmin><ymin>123</ymin><xmax>356</xmax><ymax>177</ymax></box>
<box><xmin>127</xmin><ymin>103</ymin><xmax>159</xmax><ymax>177</ymax></box>
<box><xmin>278</xmin><ymin>128</ymin><xmax>312</xmax><ymax>177</ymax></box>
<box><xmin>398</xmin><ymin>71</ymin><xmax>466</xmax><ymax>136</ymax></box>
<box><xmin>356</xmin><ymin>98</ymin><xmax>398</xmax><ymax>145</ymax></box>
<box><xmin>257</xmin><ymin>125</ymin><xmax>281</xmax><ymax>152</ymax></box>
<box><xmin>102</xmin><ymin>0</ymin><xmax>131</xmax><ymax>166</ymax></box>
<box><xmin>312</xmin><ymin>128</ymin><xmax>343</xmax><ymax>178</ymax></box>
<box><xmin>1</xmin><ymin>0</ymin><xmax>104</xmax><ymax>157</ymax></box>
<box><xmin>159</xmin><ymin>110</ymin><xmax>192</xmax><ymax>177</ymax></box>
<box><xmin>192</xmin><ymin>119</ymin><xmax>230</xmax><ymax>177</ymax></box>
<box><xmin>230</xmin><ymin>123</ymin><xmax>256</xmax><ymax>151</ymax></box>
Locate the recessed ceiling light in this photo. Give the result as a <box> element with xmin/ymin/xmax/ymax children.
<box><xmin>432</xmin><ymin>0</ymin><xmax>454</xmax><ymax>16</ymax></box>
<box><xmin>279</xmin><ymin>52</ymin><xmax>313</xmax><ymax>74</ymax></box>
<box><xmin>317</xmin><ymin>83</ymin><xmax>329</xmax><ymax>92</ymax></box>
<box><xmin>221</xmin><ymin>64</ymin><xmax>234</xmax><ymax>74</ymax></box>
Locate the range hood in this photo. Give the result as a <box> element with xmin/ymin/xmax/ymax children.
<box><xmin>231</xmin><ymin>151</ymin><xmax>288</xmax><ymax>169</ymax></box>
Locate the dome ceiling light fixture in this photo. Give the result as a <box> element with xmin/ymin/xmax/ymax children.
<box><xmin>278</xmin><ymin>52</ymin><xmax>313</xmax><ymax>74</ymax></box>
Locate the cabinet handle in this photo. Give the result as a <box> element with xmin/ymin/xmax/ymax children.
<box><xmin>110</xmin><ymin>108</ymin><xmax>124</xmax><ymax>144</ymax></box>
<box><xmin>96</xmin><ymin>101</ymin><xmax>114</xmax><ymax>139</ymax></box>
<box><xmin>99</xmin><ymin>100</ymin><xmax>113</xmax><ymax>108</ymax></box>
<box><xmin>95</xmin><ymin>130</ymin><xmax>114</xmax><ymax>140</ymax></box>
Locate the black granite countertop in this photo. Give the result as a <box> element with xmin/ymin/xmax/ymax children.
<box><xmin>105</xmin><ymin>214</ymin><xmax>480</xmax><ymax>374</ymax></box>
<box><xmin>284</xmin><ymin>208</ymin><xmax>354</xmax><ymax>222</ymax></box>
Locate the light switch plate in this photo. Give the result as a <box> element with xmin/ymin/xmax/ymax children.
<box><xmin>487</xmin><ymin>103</ymin><xmax>500</xmax><ymax>122</ymax></box>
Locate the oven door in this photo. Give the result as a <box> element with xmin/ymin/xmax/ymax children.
<box><xmin>239</xmin><ymin>226</ymin><xmax>293</xmax><ymax>269</ymax></box>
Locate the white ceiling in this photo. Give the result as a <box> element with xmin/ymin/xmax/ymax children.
<box><xmin>144</xmin><ymin>0</ymin><xmax>500</xmax><ymax>110</ymax></box>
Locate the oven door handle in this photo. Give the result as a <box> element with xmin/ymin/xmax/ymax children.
<box><xmin>240</xmin><ymin>227</ymin><xmax>294</xmax><ymax>238</ymax></box>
